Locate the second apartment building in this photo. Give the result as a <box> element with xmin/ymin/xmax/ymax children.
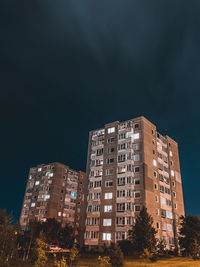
<box><xmin>20</xmin><ymin>162</ymin><xmax>87</xmax><ymax>246</ymax></box>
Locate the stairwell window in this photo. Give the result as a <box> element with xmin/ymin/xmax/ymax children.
<box><xmin>108</xmin><ymin>127</ymin><xmax>115</xmax><ymax>134</ymax></box>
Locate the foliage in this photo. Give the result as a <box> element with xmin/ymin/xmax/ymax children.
<box><xmin>128</xmin><ymin>207</ymin><xmax>157</xmax><ymax>255</ymax></box>
<box><xmin>141</xmin><ymin>248</ymin><xmax>157</xmax><ymax>262</ymax></box>
<box><xmin>179</xmin><ymin>215</ymin><xmax>200</xmax><ymax>259</ymax></box>
<box><xmin>0</xmin><ymin>209</ymin><xmax>19</xmax><ymax>264</ymax></box>
<box><xmin>117</xmin><ymin>240</ymin><xmax>133</xmax><ymax>256</ymax></box>
<box><xmin>34</xmin><ymin>233</ymin><xmax>48</xmax><ymax>267</ymax></box>
<box><xmin>98</xmin><ymin>256</ymin><xmax>111</xmax><ymax>267</ymax></box>
<box><xmin>107</xmin><ymin>243</ymin><xmax>124</xmax><ymax>267</ymax></box>
<box><xmin>41</xmin><ymin>218</ymin><xmax>74</xmax><ymax>249</ymax></box>
<box><xmin>156</xmin><ymin>239</ymin><xmax>167</xmax><ymax>257</ymax></box>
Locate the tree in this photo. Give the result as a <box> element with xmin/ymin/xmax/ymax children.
<box><xmin>41</xmin><ymin>218</ymin><xmax>74</xmax><ymax>249</ymax></box>
<box><xmin>107</xmin><ymin>243</ymin><xmax>124</xmax><ymax>267</ymax></box>
<box><xmin>128</xmin><ymin>207</ymin><xmax>157</xmax><ymax>255</ymax></box>
<box><xmin>0</xmin><ymin>209</ymin><xmax>17</xmax><ymax>264</ymax></box>
<box><xmin>156</xmin><ymin>239</ymin><xmax>167</xmax><ymax>257</ymax></box>
<box><xmin>179</xmin><ymin>215</ymin><xmax>200</xmax><ymax>259</ymax></box>
<box><xmin>34</xmin><ymin>233</ymin><xmax>48</xmax><ymax>267</ymax></box>
<box><xmin>117</xmin><ymin>240</ymin><xmax>133</xmax><ymax>256</ymax></box>
<box><xmin>98</xmin><ymin>256</ymin><xmax>111</xmax><ymax>267</ymax></box>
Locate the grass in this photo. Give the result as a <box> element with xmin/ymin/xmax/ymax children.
<box><xmin>8</xmin><ymin>256</ymin><xmax>200</xmax><ymax>266</ymax></box>
<box><xmin>77</xmin><ymin>256</ymin><xmax>200</xmax><ymax>267</ymax></box>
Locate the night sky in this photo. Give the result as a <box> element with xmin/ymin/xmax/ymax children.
<box><xmin>1</xmin><ymin>1</ymin><xmax>200</xmax><ymax>219</ymax></box>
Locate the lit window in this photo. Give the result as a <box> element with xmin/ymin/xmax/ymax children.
<box><xmin>133</xmin><ymin>154</ymin><xmax>140</xmax><ymax>161</ymax></box>
<box><xmin>58</xmin><ymin>212</ymin><xmax>62</xmax><ymax>217</ymax></box>
<box><xmin>104</xmin><ymin>205</ymin><xmax>112</xmax><ymax>212</ymax></box>
<box><xmin>103</xmin><ymin>233</ymin><xmax>111</xmax><ymax>241</ymax></box>
<box><xmin>170</xmin><ymin>151</ymin><xmax>173</xmax><ymax>157</ymax></box>
<box><xmin>108</xmin><ymin>127</ymin><xmax>115</xmax><ymax>134</ymax></box>
<box><xmin>105</xmin><ymin>193</ymin><xmax>112</xmax><ymax>199</ymax></box>
<box><xmin>133</xmin><ymin>133</ymin><xmax>140</xmax><ymax>139</ymax></box>
<box><xmin>29</xmin><ymin>175</ymin><xmax>32</xmax><ymax>180</ymax></box>
<box><xmin>44</xmin><ymin>194</ymin><xmax>50</xmax><ymax>199</ymax></box>
<box><xmin>153</xmin><ymin>159</ymin><xmax>157</xmax><ymax>166</ymax></box>
<box><xmin>35</xmin><ymin>181</ymin><xmax>40</xmax><ymax>185</ymax></box>
<box><xmin>156</xmin><ymin>209</ymin><xmax>159</xmax><ymax>216</ymax></box>
<box><xmin>103</xmin><ymin>219</ymin><xmax>112</xmax><ymax>226</ymax></box>
<box><xmin>38</xmin><ymin>168</ymin><xmax>42</xmax><ymax>172</ymax></box>
<box><xmin>31</xmin><ymin>203</ymin><xmax>35</xmax><ymax>207</ymax></box>
<box><xmin>171</xmin><ymin>170</ymin><xmax>175</xmax><ymax>177</ymax></box>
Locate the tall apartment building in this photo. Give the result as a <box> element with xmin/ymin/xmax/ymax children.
<box><xmin>20</xmin><ymin>162</ymin><xmax>87</xmax><ymax>246</ymax></box>
<box><xmin>84</xmin><ymin>116</ymin><xmax>184</xmax><ymax>250</ymax></box>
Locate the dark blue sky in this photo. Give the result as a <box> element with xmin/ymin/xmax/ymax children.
<box><xmin>0</xmin><ymin>0</ymin><xmax>200</xmax><ymax>219</ymax></box>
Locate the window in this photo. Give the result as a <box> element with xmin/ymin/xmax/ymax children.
<box><xmin>117</xmin><ymin>177</ymin><xmax>125</xmax><ymax>186</ymax></box>
<box><xmin>172</xmin><ymin>181</ymin><xmax>175</xmax><ymax>187</ymax></box>
<box><xmin>107</xmin><ymin>158</ymin><xmax>114</xmax><ymax>164</ymax></box>
<box><xmin>155</xmin><ymin>196</ymin><xmax>159</xmax><ymax>203</ymax></box>
<box><xmin>174</xmin><ymin>203</ymin><xmax>177</xmax><ymax>209</ymax></box>
<box><xmin>171</xmin><ymin>170</ymin><xmax>174</xmax><ymax>176</ymax></box>
<box><xmin>108</xmin><ymin>127</ymin><xmax>115</xmax><ymax>134</ymax></box>
<box><xmin>116</xmin><ymin>232</ymin><xmax>126</xmax><ymax>241</ymax></box>
<box><xmin>105</xmin><ymin>181</ymin><xmax>113</xmax><ymax>187</ymax></box>
<box><xmin>107</xmin><ymin>137</ymin><xmax>115</xmax><ymax>143</ymax></box>
<box><xmin>152</xmin><ymin>129</ymin><xmax>154</xmax><ymax>134</ymax></box>
<box><xmin>156</xmin><ymin>209</ymin><xmax>159</xmax><ymax>216</ymax></box>
<box><xmin>134</xmin><ymin>205</ymin><xmax>140</xmax><ymax>212</ymax></box>
<box><xmin>108</xmin><ymin>147</ymin><xmax>114</xmax><ymax>153</ymax></box>
<box><xmin>134</xmin><ymin>167</ymin><xmax>140</xmax><ymax>173</ymax></box>
<box><xmin>133</xmin><ymin>133</ymin><xmax>140</xmax><ymax>139</ymax></box>
<box><xmin>155</xmin><ymin>183</ymin><xmax>158</xmax><ymax>190</ymax></box>
<box><xmin>166</xmin><ymin>211</ymin><xmax>173</xmax><ymax>219</ymax></box>
<box><xmin>104</xmin><ymin>205</ymin><xmax>112</xmax><ymax>212</ymax></box>
<box><xmin>106</xmin><ymin>169</ymin><xmax>114</xmax><ymax>175</ymax></box>
<box><xmin>58</xmin><ymin>212</ymin><xmax>62</xmax><ymax>217</ymax></box>
<box><xmin>105</xmin><ymin>193</ymin><xmax>113</xmax><ymax>199</ymax></box>
<box><xmin>134</xmin><ymin>192</ymin><xmax>141</xmax><ymax>198</ymax></box>
<box><xmin>35</xmin><ymin>181</ymin><xmax>40</xmax><ymax>186</ymax></box>
<box><xmin>153</xmin><ymin>150</ymin><xmax>155</xmax><ymax>155</ymax></box>
<box><xmin>117</xmin><ymin>190</ymin><xmax>126</xmax><ymax>198</ymax></box>
<box><xmin>154</xmin><ymin>171</ymin><xmax>157</xmax><ymax>178</ymax></box>
<box><xmin>153</xmin><ymin>159</ymin><xmax>157</xmax><ymax>166</ymax></box>
<box><xmin>103</xmin><ymin>233</ymin><xmax>111</xmax><ymax>241</ymax></box>
<box><xmin>117</xmin><ymin>203</ymin><xmax>125</xmax><ymax>212</ymax></box>
<box><xmin>134</xmin><ymin>123</ymin><xmax>139</xmax><ymax>129</ymax></box>
<box><xmin>118</xmin><ymin>154</ymin><xmax>126</xmax><ymax>162</ymax></box>
<box><xmin>119</xmin><ymin>133</ymin><xmax>126</xmax><ymax>140</ymax></box>
<box><xmin>31</xmin><ymin>203</ymin><xmax>35</xmax><ymax>207</ymax></box>
<box><xmin>173</xmin><ymin>192</ymin><xmax>176</xmax><ymax>198</ymax></box>
<box><xmin>103</xmin><ymin>219</ymin><xmax>112</xmax><ymax>226</ymax></box>
<box><xmin>156</xmin><ymin>222</ymin><xmax>160</xmax><ymax>229</ymax></box>
<box><xmin>133</xmin><ymin>154</ymin><xmax>140</xmax><ymax>161</ymax></box>
<box><xmin>38</xmin><ymin>168</ymin><xmax>42</xmax><ymax>172</ymax></box>
<box><xmin>169</xmin><ymin>151</ymin><xmax>173</xmax><ymax>157</ymax></box>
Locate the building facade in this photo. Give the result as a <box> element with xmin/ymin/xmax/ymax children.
<box><xmin>20</xmin><ymin>162</ymin><xmax>87</xmax><ymax>246</ymax></box>
<box><xmin>84</xmin><ymin>116</ymin><xmax>184</xmax><ymax>250</ymax></box>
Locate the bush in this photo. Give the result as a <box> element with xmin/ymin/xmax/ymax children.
<box><xmin>107</xmin><ymin>243</ymin><xmax>124</xmax><ymax>267</ymax></box>
<box><xmin>117</xmin><ymin>240</ymin><xmax>133</xmax><ymax>256</ymax></box>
